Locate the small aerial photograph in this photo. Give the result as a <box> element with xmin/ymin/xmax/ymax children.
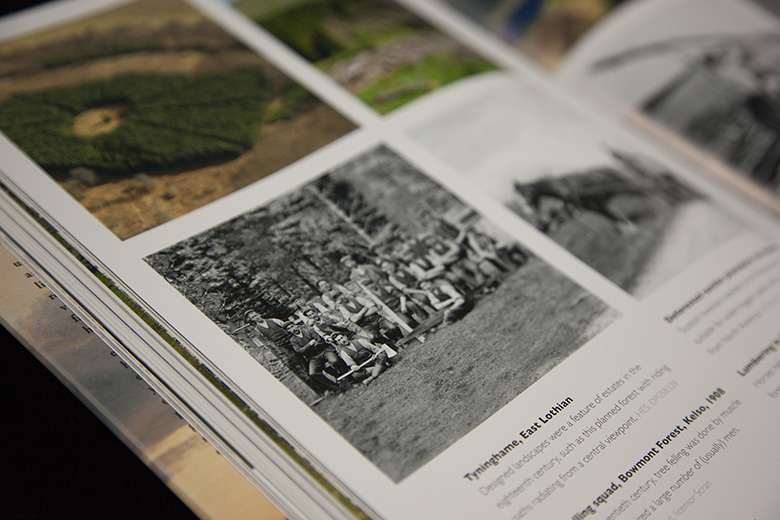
<box><xmin>235</xmin><ymin>0</ymin><xmax>497</xmax><ymax>113</ymax></box>
<box><xmin>0</xmin><ymin>0</ymin><xmax>355</xmax><ymax>239</ymax></box>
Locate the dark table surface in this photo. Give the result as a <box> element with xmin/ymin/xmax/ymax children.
<box><xmin>1</xmin><ymin>3</ymin><xmax>194</xmax><ymax>517</ymax></box>
<box><xmin>1</xmin><ymin>324</ymin><xmax>199</xmax><ymax>520</ymax></box>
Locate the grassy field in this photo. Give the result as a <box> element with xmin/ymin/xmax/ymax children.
<box><xmin>550</xmin><ymin>196</ymin><xmax>676</xmax><ymax>294</ymax></box>
<box><xmin>550</xmin><ymin>197</ymin><xmax>742</xmax><ymax>297</ymax></box>
<box><xmin>547</xmin><ymin>194</ymin><xmax>739</xmax><ymax>295</ymax></box>
<box><xmin>314</xmin><ymin>257</ymin><xmax>613</xmax><ymax>482</ymax></box>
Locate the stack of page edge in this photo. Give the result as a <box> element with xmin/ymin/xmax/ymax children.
<box><xmin>1</xmin><ymin>0</ymin><xmax>779</xmax><ymax>519</ymax></box>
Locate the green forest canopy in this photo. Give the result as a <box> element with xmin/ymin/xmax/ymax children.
<box><xmin>0</xmin><ymin>68</ymin><xmax>297</xmax><ymax>176</ymax></box>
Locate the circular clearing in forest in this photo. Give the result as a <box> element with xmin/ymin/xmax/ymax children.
<box><xmin>0</xmin><ymin>68</ymin><xmax>275</xmax><ymax>175</ymax></box>
<box><xmin>73</xmin><ymin>105</ymin><xmax>130</xmax><ymax>137</ymax></box>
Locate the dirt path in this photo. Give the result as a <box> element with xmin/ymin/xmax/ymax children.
<box><xmin>0</xmin><ymin>50</ymin><xmax>264</xmax><ymax>102</ymax></box>
<box><xmin>630</xmin><ymin>200</ymin><xmax>743</xmax><ymax>298</ymax></box>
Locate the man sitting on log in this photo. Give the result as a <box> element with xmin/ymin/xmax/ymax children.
<box><xmin>285</xmin><ymin>321</ymin><xmax>341</xmax><ymax>392</ymax></box>
<box><xmin>329</xmin><ymin>332</ymin><xmax>392</xmax><ymax>386</ymax></box>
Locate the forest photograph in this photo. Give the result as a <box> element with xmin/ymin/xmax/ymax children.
<box><xmin>145</xmin><ymin>145</ymin><xmax>615</xmax><ymax>481</ymax></box>
<box><xmin>0</xmin><ymin>0</ymin><xmax>355</xmax><ymax>239</ymax></box>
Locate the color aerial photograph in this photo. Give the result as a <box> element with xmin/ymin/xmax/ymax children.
<box><xmin>145</xmin><ymin>145</ymin><xmax>616</xmax><ymax>481</ymax></box>
<box><xmin>234</xmin><ymin>0</ymin><xmax>496</xmax><ymax>114</ymax></box>
<box><xmin>0</xmin><ymin>0</ymin><xmax>355</xmax><ymax>239</ymax></box>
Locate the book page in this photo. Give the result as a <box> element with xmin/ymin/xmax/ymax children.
<box><xmin>0</xmin><ymin>0</ymin><xmax>779</xmax><ymax>518</ymax></box>
<box><xmin>441</xmin><ymin>0</ymin><xmax>780</xmax><ymax>206</ymax></box>
<box><xmin>557</xmin><ymin>0</ymin><xmax>780</xmax><ymax>198</ymax></box>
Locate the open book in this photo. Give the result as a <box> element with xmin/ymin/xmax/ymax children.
<box><xmin>0</xmin><ymin>0</ymin><xmax>778</xmax><ymax>518</ymax></box>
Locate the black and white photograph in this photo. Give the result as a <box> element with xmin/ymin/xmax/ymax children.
<box><xmin>558</xmin><ymin>0</ymin><xmax>780</xmax><ymax>190</ymax></box>
<box><xmin>406</xmin><ymin>72</ymin><xmax>744</xmax><ymax>297</ymax></box>
<box><xmin>144</xmin><ymin>145</ymin><xmax>615</xmax><ymax>481</ymax></box>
